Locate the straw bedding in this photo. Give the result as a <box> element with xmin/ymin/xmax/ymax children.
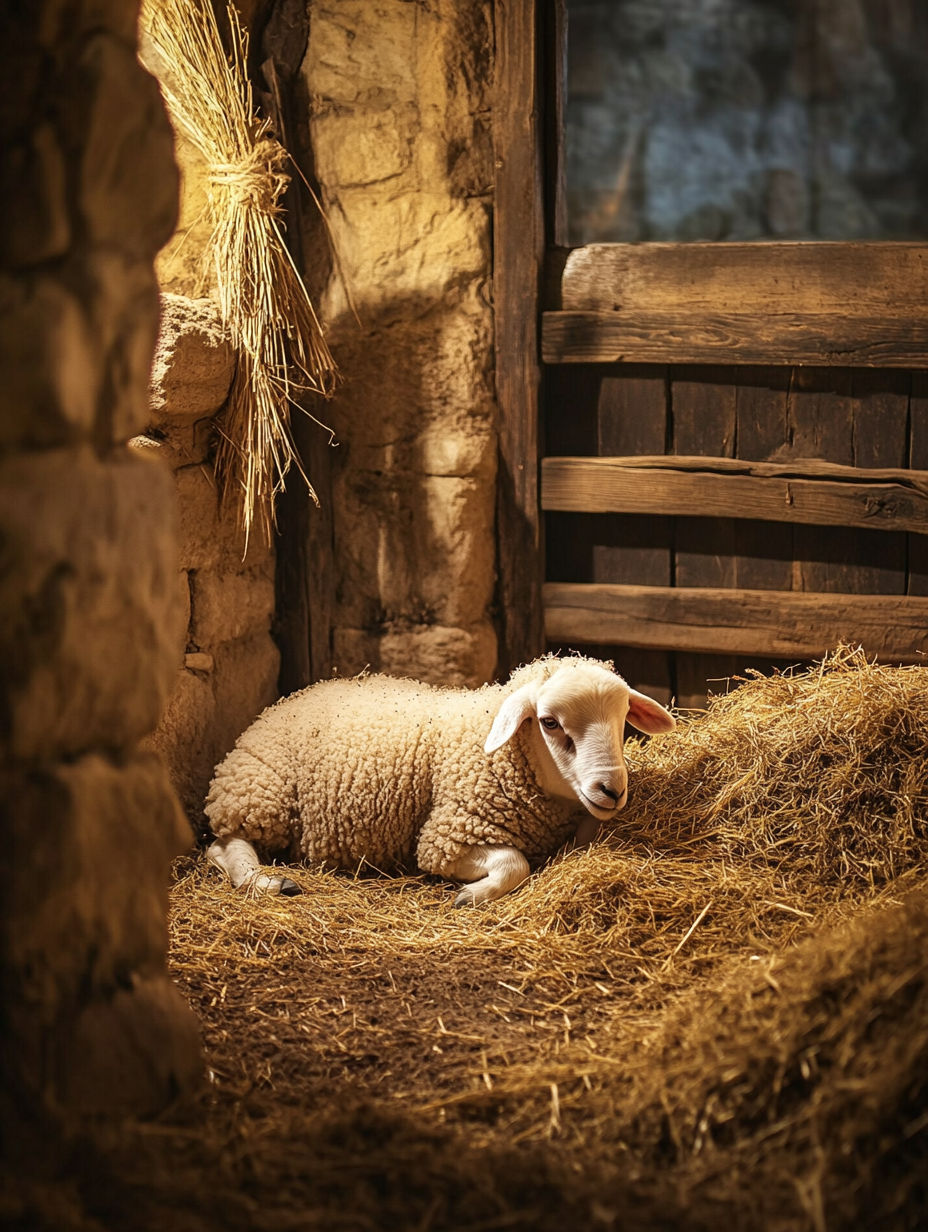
<box><xmin>82</xmin><ymin>650</ymin><xmax>928</xmax><ymax>1230</ymax></box>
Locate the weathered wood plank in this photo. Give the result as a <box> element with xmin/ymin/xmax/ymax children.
<box><xmin>672</xmin><ymin>367</ymin><xmax>737</xmax><ymax>457</ymax></box>
<box><xmin>541</xmin><ymin>311</ymin><xmax>928</xmax><ymax>367</ymax></box>
<box><xmin>909</xmin><ymin>371</ymin><xmax>928</xmax><ymax>596</ymax></box>
<box><xmin>597</xmin><ymin>366</ymin><xmax>666</xmax><ymax>455</ymax></box>
<box><xmin>560</xmin><ymin>242</ymin><xmax>928</xmax><ymax>315</ymax></box>
<box><xmin>734</xmin><ymin>367</ymin><xmax>791</xmax><ymax>459</ymax></box>
<box><xmin>541</xmin><ymin>456</ymin><xmax>928</xmax><ymax>534</ymax></box>
<box><xmin>593</xmin><ymin>365</ymin><xmax>672</xmax><ymax>695</ymax></box>
<box><xmin>542</xmin><ymin>582</ymin><xmax>928</xmax><ymax>659</ymax></box>
<box><xmin>785</xmin><ymin>369</ymin><xmax>907</xmax><ymax>595</ymax></box>
<box><xmin>670</xmin><ymin>368</ymin><xmax>739</xmax><ymax>702</ymax></box>
<box><xmin>544</xmin><ymin>0</ymin><xmax>568</xmax><ymax>247</ymax></box>
<box><xmin>494</xmin><ymin>0</ymin><xmax>545</xmax><ymax>673</ymax></box>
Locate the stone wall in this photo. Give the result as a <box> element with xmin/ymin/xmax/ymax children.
<box><xmin>0</xmin><ymin>0</ymin><xmax>202</xmax><ymax>1181</ymax></box>
<box><xmin>135</xmin><ymin>295</ymin><xmax>280</xmax><ymax>833</ymax></box>
<box><xmin>566</xmin><ymin>0</ymin><xmax>928</xmax><ymax>244</ymax></box>
<box><xmin>301</xmin><ymin>0</ymin><xmax>499</xmax><ymax>688</ymax></box>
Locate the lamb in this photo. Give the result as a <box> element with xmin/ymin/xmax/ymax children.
<box><xmin>205</xmin><ymin>655</ymin><xmax>675</xmax><ymax>906</ymax></box>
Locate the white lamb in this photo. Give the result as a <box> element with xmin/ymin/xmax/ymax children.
<box><xmin>206</xmin><ymin>655</ymin><xmax>675</xmax><ymax>906</ymax></box>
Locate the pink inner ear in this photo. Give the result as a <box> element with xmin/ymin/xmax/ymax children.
<box><xmin>627</xmin><ymin>690</ymin><xmax>676</xmax><ymax>735</ymax></box>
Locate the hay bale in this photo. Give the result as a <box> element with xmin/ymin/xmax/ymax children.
<box><xmin>618</xmin><ymin>646</ymin><xmax>928</xmax><ymax>891</ymax></box>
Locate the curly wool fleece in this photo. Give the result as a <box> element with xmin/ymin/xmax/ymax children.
<box><xmin>205</xmin><ymin>658</ymin><xmax>595</xmax><ymax>875</ymax></box>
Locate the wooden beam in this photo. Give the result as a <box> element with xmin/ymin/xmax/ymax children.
<box><xmin>541</xmin><ymin>455</ymin><xmax>928</xmax><ymax>535</ymax></box>
<box><xmin>560</xmin><ymin>242</ymin><xmax>928</xmax><ymax>315</ymax></box>
<box><xmin>542</xmin><ymin>310</ymin><xmax>928</xmax><ymax>367</ymax></box>
<box><xmin>543</xmin><ymin>582</ymin><xmax>928</xmax><ymax>659</ymax></box>
<box><xmin>493</xmin><ymin>0</ymin><xmax>545</xmax><ymax>674</ymax></box>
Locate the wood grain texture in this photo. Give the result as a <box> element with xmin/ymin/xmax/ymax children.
<box><xmin>909</xmin><ymin>371</ymin><xmax>928</xmax><ymax>596</ymax></box>
<box><xmin>541</xmin><ymin>311</ymin><xmax>928</xmax><ymax>367</ymax></box>
<box><xmin>593</xmin><ymin>363</ymin><xmax>672</xmax><ymax>694</ymax></box>
<box><xmin>493</xmin><ymin>0</ymin><xmax>545</xmax><ymax>673</ymax></box>
<box><xmin>541</xmin><ymin>455</ymin><xmax>928</xmax><ymax>533</ymax></box>
<box><xmin>542</xmin><ymin>582</ymin><xmax>928</xmax><ymax>659</ymax></box>
<box><xmin>544</xmin><ymin>0</ymin><xmax>568</xmax><ymax>248</ymax></box>
<box><xmin>597</xmin><ymin>366</ymin><xmax>667</xmax><ymax>455</ymax></box>
<box><xmin>783</xmin><ymin>369</ymin><xmax>907</xmax><ymax>595</ymax></box>
<box><xmin>560</xmin><ymin>242</ymin><xmax>928</xmax><ymax>314</ymax></box>
<box><xmin>669</xmin><ymin>367</ymin><xmax>740</xmax><ymax>703</ymax></box>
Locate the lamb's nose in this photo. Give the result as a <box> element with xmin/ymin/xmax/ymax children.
<box><xmin>598</xmin><ymin>783</ymin><xmax>620</xmax><ymax>804</ymax></box>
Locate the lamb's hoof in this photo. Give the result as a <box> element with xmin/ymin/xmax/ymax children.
<box><xmin>250</xmin><ymin>873</ymin><xmax>299</xmax><ymax>897</ymax></box>
<box><xmin>453</xmin><ymin>889</ymin><xmax>477</xmax><ymax>908</ymax></box>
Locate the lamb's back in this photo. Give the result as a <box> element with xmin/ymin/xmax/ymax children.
<box><xmin>257</xmin><ymin>674</ymin><xmax>495</xmax><ymax>867</ymax></box>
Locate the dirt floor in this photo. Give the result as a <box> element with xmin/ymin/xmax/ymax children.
<box><xmin>37</xmin><ymin>653</ymin><xmax>928</xmax><ymax>1231</ymax></box>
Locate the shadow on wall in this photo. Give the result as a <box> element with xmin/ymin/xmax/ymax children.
<box><xmin>322</xmin><ymin>290</ymin><xmax>499</xmax><ymax>691</ymax></box>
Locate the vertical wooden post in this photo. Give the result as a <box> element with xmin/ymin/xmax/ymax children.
<box><xmin>260</xmin><ymin>3</ymin><xmax>336</xmax><ymax>690</ymax></box>
<box><xmin>493</xmin><ymin>0</ymin><xmax>546</xmax><ymax>675</ymax></box>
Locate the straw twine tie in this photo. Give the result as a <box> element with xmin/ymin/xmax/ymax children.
<box><xmin>208</xmin><ymin>138</ymin><xmax>290</xmax><ymax>216</ymax></box>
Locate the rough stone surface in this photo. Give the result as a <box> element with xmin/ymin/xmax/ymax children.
<box><xmin>0</xmin><ymin>446</ymin><xmax>185</xmax><ymax>762</ymax></box>
<box><xmin>149</xmin><ymin>294</ymin><xmax>236</xmax><ymax>426</ymax></box>
<box><xmin>302</xmin><ymin>0</ymin><xmax>498</xmax><ymax>688</ymax></box>
<box><xmin>0</xmin><ymin>0</ymin><xmax>201</xmax><ymax>1161</ymax></box>
<box><xmin>333</xmin><ymin>622</ymin><xmax>498</xmax><ymax>689</ymax></box>
<box><xmin>139</xmin><ymin>30</ymin><xmax>216</xmax><ymax>298</ymax></box>
<box><xmin>565</xmin><ymin>0</ymin><xmax>928</xmax><ymax>244</ymax></box>
<box><xmin>174</xmin><ymin>459</ymin><xmax>268</xmax><ymax>572</ymax></box>
<box><xmin>189</xmin><ymin>563</ymin><xmax>276</xmax><ymax>646</ymax></box>
<box><xmin>144</xmin><ymin>631</ymin><xmax>279</xmax><ymax>830</ymax></box>
<box><xmin>136</xmin><ymin>294</ymin><xmax>278</xmax><ymax>834</ymax></box>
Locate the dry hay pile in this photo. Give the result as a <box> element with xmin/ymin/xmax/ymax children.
<box><xmin>84</xmin><ymin>651</ymin><xmax>928</xmax><ymax>1231</ymax></box>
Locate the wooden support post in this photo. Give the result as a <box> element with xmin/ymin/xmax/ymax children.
<box><xmin>493</xmin><ymin>0</ymin><xmax>545</xmax><ymax>674</ymax></box>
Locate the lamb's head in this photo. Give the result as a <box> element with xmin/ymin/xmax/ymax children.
<box><xmin>484</xmin><ymin>658</ymin><xmax>675</xmax><ymax>820</ymax></box>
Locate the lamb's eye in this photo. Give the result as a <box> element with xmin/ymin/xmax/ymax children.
<box><xmin>541</xmin><ymin>717</ymin><xmax>560</xmax><ymax>731</ymax></box>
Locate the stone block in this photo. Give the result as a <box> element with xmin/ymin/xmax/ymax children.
<box><xmin>0</xmin><ymin>751</ymin><xmax>200</xmax><ymax>1113</ymax></box>
<box><xmin>313</xmin><ymin>106</ymin><xmax>412</xmax><ymax>188</ymax></box>
<box><xmin>79</xmin><ymin>34</ymin><xmax>178</xmax><ymax>257</ymax></box>
<box><xmin>0</xmin><ymin>122</ymin><xmax>70</xmax><ymax>267</ymax></box>
<box><xmin>59</xmin><ymin>972</ymin><xmax>202</xmax><ymax>1117</ymax></box>
<box><xmin>142</xmin><ymin>666</ymin><xmax>216</xmax><ymax>827</ymax></box>
<box><xmin>130</xmin><ymin>418</ymin><xmax>215</xmax><ymax>469</ymax></box>
<box><xmin>86</xmin><ymin>249</ymin><xmax>164</xmax><ymax>442</ymax></box>
<box><xmin>334</xmin><ymin>622</ymin><xmax>496</xmax><ymax>689</ymax></box>
<box><xmin>1</xmin><ymin>752</ymin><xmax>192</xmax><ymax>1011</ymax></box>
<box><xmin>139</xmin><ymin>30</ymin><xmax>218</xmax><ymax>299</ymax></box>
<box><xmin>0</xmin><ymin>446</ymin><xmax>185</xmax><ymax>761</ymax></box>
<box><xmin>175</xmin><ymin>460</ymin><xmax>272</xmax><ymax>572</ymax></box>
<box><xmin>0</xmin><ymin>273</ymin><xmax>99</xmax><ymax>447</ymax></box>
<box><xmin>188</xmin><ymin>563</ymin><xmax>276</xmax><ymax>648</ymax></box>
<box><xmin>145</xmin><ymin>631</ymin><xmax>279</xmax><ymax>831</ymax></box>
<box><xmin>149</xmin><ymin>295</ymin><xmax>236</xmax><ymax>427</ymax></box>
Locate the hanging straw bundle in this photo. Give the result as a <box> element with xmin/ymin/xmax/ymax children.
<box><xmin>141</xmin><ymin>0</ymin><xmax>338</xmax><ymax>544</ymax></box>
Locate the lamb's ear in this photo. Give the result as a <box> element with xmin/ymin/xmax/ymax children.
<box><xmin>626</xmin><ymin>688</ymin><xmax>676</xmax><ymax>735</ymax></box>
<box><xmin>485</xmin><ymin>684</ymin><xmax>537</xmax><ymax>753</ymax></box>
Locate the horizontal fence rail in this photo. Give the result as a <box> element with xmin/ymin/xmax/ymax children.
<box><xmin>541</xmin><ymin>311</ymin><xmax>928</xmax><ymax>367</ymax></box>
<box><xmin>543</xmin><ymin>582</ymin><xmax>928</xmax><ymax>660</ymax></box>
<box><xmin>545</xmin><ymin>242</ymin><xmax>928</xmax><ymax>367</ymax></box>
<box><xmin>541</xmin><ymin>455</ymin><xmax>928</xmax><ymax>535</ymax></box>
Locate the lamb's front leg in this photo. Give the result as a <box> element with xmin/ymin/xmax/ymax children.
<box><xmin>444</xmin><ymin>844</ymin><xmax>530</xmax><ymax>907</ymax></box>
<box><xmin>207</xmin><ymin>836</ymin><xmax>301</xmax><ymax>897</ymax></box>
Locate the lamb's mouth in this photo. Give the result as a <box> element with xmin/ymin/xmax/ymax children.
<box><xmin>580</xmin><ymin>791</ymin><xmax>624</xmax><ymax>816</ymax></box>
